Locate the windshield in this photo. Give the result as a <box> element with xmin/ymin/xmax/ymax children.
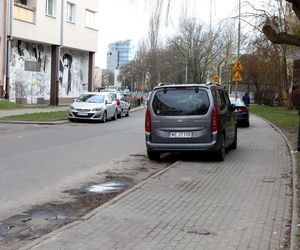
<box><xmin>152</xmin><ymin>87</ymin><xmax>209</xmax><ymax>116</ymax></box>
<box><xmin>230</xmin><ymin>98</ymin><xmax>245</xmax><ymax>106</ymax></box>
<box><xmin>77</xmin><ymin>94</ymin><xmax>105</xmax><ymax>103</ymax></box>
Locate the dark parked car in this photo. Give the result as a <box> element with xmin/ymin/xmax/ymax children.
<box><xmin>145</xmin><ymin>84</ymin><xmax>237</xmax><ymax>161</ymax></box>
<box><xmin>229</xmin><ymin>97</ymin><xmax>249</xmax><ymax>127</ymax></box>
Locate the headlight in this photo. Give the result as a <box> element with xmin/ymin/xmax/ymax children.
<box><xmin>92</xmin><ymin>107</ymin><xmax>102</xmax><ymax>111</ymax></box>
<box><xmin>70</xmin><ymin>105</ymin><xmax>75</xmax><ymax>110</ymax></box>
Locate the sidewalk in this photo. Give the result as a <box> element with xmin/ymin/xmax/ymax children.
<box><xmin>20</xmin><ymin>114</ymin><xmax>296</xmax><ymax>250</ymax></box>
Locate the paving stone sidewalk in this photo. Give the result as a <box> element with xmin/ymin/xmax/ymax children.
<box><xmin>20</xmin><ymin>114</ymin><xmax>295</xmax><ymax>250</ymax></box>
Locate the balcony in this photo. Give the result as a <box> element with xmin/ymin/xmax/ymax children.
<box><xmin>14</xmin><ymin>3</ymin><xmax>35</xmax><ymax>24</ymax></box>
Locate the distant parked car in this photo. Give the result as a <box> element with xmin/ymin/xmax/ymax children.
<box><xmin>145</xmin><ymin>83</ymin><xmax>237</xmax><ymax>161</ymax></box>
<box><xmin>229</xmin><ymin>97</ymin><xmax>249</xmax><ymax>127</ymax></box>
<box><xmin>69</xmin><ymin>92</ymin><xmax>118</xmax><ymax>122</ymax></box>
<box><xmin>101</xmin><ymin>91</ymin><xmax>130</xmax><ymax>118</ymax></box>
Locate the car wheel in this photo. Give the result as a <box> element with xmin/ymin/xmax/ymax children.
<box><xmin>244</xmin><ymin>120</ymin><xmax>250</xmax><ymax>127</ymax></box>
<box><xmin>112</xmin><ymin>110</ymin><xmax>117</xmax><ymax>120</ymax></box>
<box><xmin>215</xmin><ymin>134</ymin><xmax>225</xmax><ymax>161</ymax></box>
<box><xmin>229</xmin><ymin>127</ymin><xmax>237</xmax><ymax>150</ymax></box>
<box><xmin>147</xmin><ymin>150</ymin><xmax>160</xmax><ymax>161</ymax></box>
<box><xmin>117</xmin><ymin>109</ymin><xmax>122</xmax><ymax>118</ymax></box>
<box><xmin>101</xmin><ymin>111</ymin><xmax>107</xmax><ymax>123</ymax></box>
<box><xmin>125</xmin><ymin>109</ymin><xmax>130</xmax><ymax>117</ymax></box>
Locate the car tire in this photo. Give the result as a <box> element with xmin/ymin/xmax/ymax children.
<box><xmin>101</xmin><ymin>111</ymin><xmax>107</xmax><ymax>123</ymax></box>
<box><xmin>125</xmin><ymin>109</ymin><xmax>130</xmax><ymax>117</ymax></box>
<box><xmin>215</xmin><ymin>134</ymin><xmax>225</xmax><ymax>162</ymax></box>
<box><xmin>229</xmin><ymin>127</ymin><xmax>237</xmax><ymax>150</ymax></box>
<box><xmin>245</xmin><ymin>120</ymin><xmax>250</xmax><ymax>127</ymax></box>
<box><xmin>68</xmin><ymin>118</ymin><xmax>75</xmax><ymax>122</ymax></box>
<box><xmin>117</xmin><ymin>109</ymin><xmax>122</xmax><ymax>118</ymax></box>
<box><xmin>147</xmin><ymin>150</ymin><xmax>160</xmax><ymax>161</ymax></box>
<box><xmin>112</xmin><ymin>110</ymin><xmax>117</xmax><ymax>120</ymax></box>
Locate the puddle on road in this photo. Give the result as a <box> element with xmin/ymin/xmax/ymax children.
<box><xmin>86</xmin><ymin>177</ymin><xmax>133</xmax><ymax>193</ymax></box>
<box><xmin>0</xmin><ymin>176</ymin><xmax>134</xmax><ymax>248</ymax></box>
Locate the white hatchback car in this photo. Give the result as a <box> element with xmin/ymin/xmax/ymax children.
<box><xmin>69</xmin><ymin>92</ymin><xmax>118</xmax><ymax>122</ymax></box>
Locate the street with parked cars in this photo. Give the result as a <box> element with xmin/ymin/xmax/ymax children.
<box><xmin>0</xmin><ymin>104</ymin><xmax>295</xmax><ymax>250</ymax></box>
<box><xmin>68</xmin><ymin>90</ymin><xmax>131</xmax><ymax>123</ymax></box>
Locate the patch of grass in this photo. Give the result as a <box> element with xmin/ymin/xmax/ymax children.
<box><xmin>0</xmin><ymin>99</ymin><xmax>68</xmax><ymax>110</ymax></box>
<box><xmin>249</xmin><ymin>104</ymin><xmax>298</xmax><ymax>130</ymax></box>
<box><xmin>0</xmin><ymin>111</ymin><xmax>68</xmax><ymax>121</ymax></box>
<box><xmin>0</xmin><ymin>100</ymin><xmax>24</xmax><ymax>109</ymax></box>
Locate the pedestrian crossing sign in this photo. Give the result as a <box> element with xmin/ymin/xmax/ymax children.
<box><xmin>232</xmin><ymin>71</ymin><xmax>243</xmax><ymax>82</ymax></box>
<box><xmin>233</xmin><ymin>59</ymin><xmax>243</xmax><ymax>72</ymax></box>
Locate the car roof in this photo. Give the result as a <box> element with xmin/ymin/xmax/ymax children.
<box><xmin>81</xmin><ymin>92</ymin><xmax>111</xmax><ymax>96</ymax></box>
<box><xmin>152</xmin><ymin>83</ymin><xmax>227</xmax><ymax>91</ymax></box>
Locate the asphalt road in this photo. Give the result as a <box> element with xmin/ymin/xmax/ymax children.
<box><xmin>0</xmin><ymin>110</ymin><xmax>146</xmax><ymax>221</ymax></box>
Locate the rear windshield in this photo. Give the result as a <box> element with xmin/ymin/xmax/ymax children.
<box><xmin>152</xmin><ymin>87</ymin><xmax>210</xmax><ymax>116</ymax></box>
<box><xmin>230</xmin><ymin>98</ymin><xmax>245</xmax><ymax>106</ymax></box>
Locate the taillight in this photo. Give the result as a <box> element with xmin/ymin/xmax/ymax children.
<box><xmin>145</xmin><ymin>106</ymin><xmax>151</xmax><ymax>132</ymax></box>
<box><xmin>238</xmin><ymin>107</ymin><xmax>248</xmax><ymax>113</ymax></box>
<box><xmin>116</xmin><ymin>99</ymin><xmax>120</xmax><ymax>106</ymax></box>
<box><xmin>211</xmin><ymin>105</ymin><xmax>220</xmax><ymax>132</ymax></box>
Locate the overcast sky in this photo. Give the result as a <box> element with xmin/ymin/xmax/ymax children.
<box><xmin>96</xmin><ymin>0</ymin><xmax>262</xmax><ymax>68</ymax></box>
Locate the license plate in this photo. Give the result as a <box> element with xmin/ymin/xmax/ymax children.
<box><xmin>169</xmin><ymin>131</ymin><xmax>192</xmax><ymax>138</ymax></box>
<box><xmin>78</xmin><ymin>112</ymin><xmax>88</xmax><ymax>116</ymax></box>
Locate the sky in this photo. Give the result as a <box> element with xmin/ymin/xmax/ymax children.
<box><xmin>96</xmin><ymin>0</ymin><xmax>262</xmax><ymax>68</ymax></box>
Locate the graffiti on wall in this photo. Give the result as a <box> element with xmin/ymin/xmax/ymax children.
<box><xmin>59</xmin><ymin>49</ymin><xmax>88</xmax><ymax>97</ymax></box>
<box><xmin>10</xmin><ymin>40</ymin><xmax>51</xmax><ymax>103</ymax></box>
<box><xmin>10</xmin><ymin>40</ymin><xmax>89</xmax><ymax>103</ymax></box>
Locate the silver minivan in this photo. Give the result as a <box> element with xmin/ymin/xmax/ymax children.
<box><xmin>145</xmin><ymin>84</ymin><xmax>237</xmax><ymax>161</ymax></box>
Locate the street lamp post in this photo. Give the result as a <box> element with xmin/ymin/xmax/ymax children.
<box><xmin>298</xmin><ymin>99</ymin><xmax>300</xmax><ymax>151</ymax></box>
<box><xmin>185</xmin><ymin>57</ymin><xmax>188</xmax><ymax>83</ymax></box>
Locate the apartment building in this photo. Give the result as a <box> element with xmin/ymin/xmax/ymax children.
<box><xmin>106</xmin><ymin>40</ymin><xmax>134</xmax><ymax>71</ymax></box>
<box><xmin>4</xmin><ymin>0</ymin><xmax>98</xmax><ymax>104</ymax></box>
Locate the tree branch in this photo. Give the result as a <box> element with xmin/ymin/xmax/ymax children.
<box><xmin>286</xmin><ymin>0</ymin><xmax>300</xmax><ymax>20</ymax></box>
<box><xmin>262</xmin><ymin>24</ymin><xmax>300</xmax><ymax>47</ymax></box>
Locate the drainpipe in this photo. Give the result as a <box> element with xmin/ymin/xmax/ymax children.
<box><xmin>55</xmin><ymin>0</ymin><xmax>64</xmax><ymax>105</ymax></box>
<box><xmin>5</xmin><ymin>0</ymin><xmax>13</xmax><ymax>100</ymax></box>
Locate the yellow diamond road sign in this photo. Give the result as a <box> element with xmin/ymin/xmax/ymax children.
<box><xmin>213</xmin><ymin>75</ymin><xmax>219</xmax><ymax>83</ymax></box>
<box><xmin>232</xmin><ymin>71</ymin><xmax>243</xmax><ymax>82</ymax></box>
<box><xmin>233</xmin><ymin>59</ymin><xmax>243</xmax><ymax>72</ymax></box>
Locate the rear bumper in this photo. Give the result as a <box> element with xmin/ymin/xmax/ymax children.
<box><xmin>235</xmin><ymin>113</ymin><xmax>249</xmax><ymax>121</ymax></box>
<box><xmin>145</xmin><ymin>132</ymin><xmax>221</xmax><ymax>152</ymax></box>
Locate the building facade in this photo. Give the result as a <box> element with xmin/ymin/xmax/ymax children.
<box><xmin>4</xmin><ymin>0</ymin><xmax>98</xmax><ymax>104</ymax></box>
<box><xmin>106</xmin><ymin>40</ymin><xmax>134</xmax><ymax>71</ymax></box>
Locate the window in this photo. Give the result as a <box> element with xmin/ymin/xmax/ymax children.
<box><xmin>85</xmin><ymin>9</ymin><xmax>96</xmax><ymax>29</ymax></box>
<box><xmin>46</xmin><ymin>0</ymin><xmax>56</xmax><ymax>17</ymax></box>
<box><xmin>67</xmin><ymin>2</ymin><xmax>75</xmax><ymax>23</ymax></box>
<box><xmin>152</xmin><ymin>87</ymin><xmax>210</xmax><ymax>116</ymax></box>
